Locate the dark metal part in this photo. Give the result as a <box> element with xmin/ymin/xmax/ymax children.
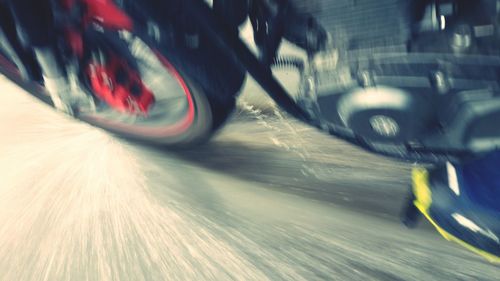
<box><xmin>0</xmin><ymin>2</ymin><xmax>41</xmax><ymax>81</ymax></box>
<box><xmin>401</xmin><ymin>189</ymin><xmax>422</xmax><ymax>228</ymax></box>
<box><xmin>451</xmin><ymin>24</ymin><xmax>473</xmax><ymax>53</ymax></box>
<box><xmin>182</xmin><ymin>0</ymin><xmax>311</xmax><ymax>122</ymax></box>
<box><xmin>435</xmin><ymin>89</ymin><xmax>500</xmax><ymax>153</ymax></box>
<box><xmin>249</xmin><ymin>0</ymin><xmax>289</xmax><ymax>65</ymax></box>
<box><xmin>337</xmin><ymin>86</ymin><xmax>431</xmax><ymax>143</ymax></box>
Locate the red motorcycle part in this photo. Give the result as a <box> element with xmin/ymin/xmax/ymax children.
<box><xmin>65</xmin><ymin>28</ymin><xmax>84</xmax><ymax>58</ymax></box>
<box><xmin>60</xmin><ymin>0</ymin><xmax>76</xmax><ymax>10</ymax></box>
<box><xmin>62</xmin><ymin>0</ymin><xmax>133</xmax><ymax>58</ymax></box>
<box><xmin>82</xmin><ymin>0</ymin><xmax>133</xmax><ymax>31</ymax></box>
<box><xmin>87</xmin><ymin>56</ymin><xmax>155</xmax><ymax>114</ymax></box>
<box><xmin>62</xmin><ymin>0</ymin><xmax>133</xmax><ymax>30</ymax></box>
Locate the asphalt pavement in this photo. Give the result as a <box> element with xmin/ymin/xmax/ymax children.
<box><xmin>0</xmin><ymin>76</ymin><xmax>498</xmax><ymax>280</ymax></box>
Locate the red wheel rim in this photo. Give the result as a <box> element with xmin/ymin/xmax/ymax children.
<box><xmin>81</xmin><ymin>50</ymin><xmax>197</xmax><ymax>138</ymax></box>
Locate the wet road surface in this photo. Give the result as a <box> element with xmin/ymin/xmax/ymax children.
<box><xmin>0</xmin><ymin>77</ymin><xmax>498</xmax><ymax>280</ymax></box>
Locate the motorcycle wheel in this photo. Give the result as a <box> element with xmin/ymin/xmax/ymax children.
<box><xmin>1</xmin><ymin>6</ymin><xmax>245</xmax><ymax>146</ymax></box>
<box><xmin>77</xmin><ymin>12</ymin><xmax>246</xmax><ymax>145</ymax></box>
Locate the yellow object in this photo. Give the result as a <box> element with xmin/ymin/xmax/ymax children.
<box><xmin>412</xmin><ymin>167</ymin><xmax>500</xmax><ymax>264</ymax></box>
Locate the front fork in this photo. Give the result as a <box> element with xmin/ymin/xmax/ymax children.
<box><xmin>4</xmin><ymin>0</ymin><xmax>88</xmax><ymax>115</ymax></box>
<box><xmin>32</xmin><ymin>45</ymin><xmax>95</xmax><ymax>115</ymax></box>
<box><xmin>8</xmin><ymin>0</ymin><xmax>143</xmax><ymax>115</ymax></box>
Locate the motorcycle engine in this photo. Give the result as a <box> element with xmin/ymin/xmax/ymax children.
<box><xmin>297</xmin><ymin>0</ymin><xmax>500</xmax><ymax>162</ymax></box>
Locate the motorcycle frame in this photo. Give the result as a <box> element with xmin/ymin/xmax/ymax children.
<box><xmin>182</xmin><ymin>0</ymin><xmax>311</xmax><ymax>120</ymax></box>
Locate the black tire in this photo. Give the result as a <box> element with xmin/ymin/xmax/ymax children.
<box><xmin>77</xmin><ymin>8</ymin><xmax>246</xmax><ymax>146</ymax></box>
<box><xmin>80</xmin><ymin>36</ymin><xmax>245</xmax><ymax>146</ymax></box>
<box><xmin>0</xmin><ymin>2</ymin><xmax>245</xmax><ymax>146</ymax></box>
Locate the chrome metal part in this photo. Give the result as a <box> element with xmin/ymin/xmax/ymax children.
<box><xmin>451</xmin><ymin>24</ymin><xmax>473</xmax><ymax>53</ymax></box>
<box><xmin>370</xmin><ymin>115</ymin><xmax>400</xmax><ymax>138</ymax></box>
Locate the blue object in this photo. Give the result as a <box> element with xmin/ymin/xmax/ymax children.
<box><xmin>461</xmin><ymin>151</ymin><xmax>500</xmax><ymax>212</ymax></box>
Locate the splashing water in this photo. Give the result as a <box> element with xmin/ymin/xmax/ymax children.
<box><xmin>236</xmin><ymin>100</ymin><xmax>331</xmax><ymax>179</ymax></box>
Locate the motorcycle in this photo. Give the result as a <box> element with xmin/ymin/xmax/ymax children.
<box><xmin>0</xmin><ymin>0</ymin><xmax>499</xmax><ymax>261</ymax></box>
<box><xmin>0</xmin><ymin>0</ymin><xmax>247</xmax><ymax>145</ymax></box>
<box><xmin>1</xmin><ymin>0</ymin><xmax>499</xmax><ymax>160</ymax></box>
